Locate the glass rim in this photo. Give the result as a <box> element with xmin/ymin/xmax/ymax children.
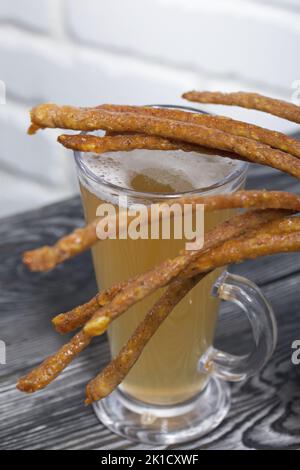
<box><xmin>74</xmin><ymin>104</ymin><xmax>248</xmax><ymax>200</ymax></box>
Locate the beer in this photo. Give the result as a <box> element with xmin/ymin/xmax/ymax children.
<box><xmin>79</xmin><ymin>148</ymin><xmax>242</xmax><ymax>405</ymax></box>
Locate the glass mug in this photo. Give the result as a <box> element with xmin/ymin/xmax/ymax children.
<box><xmin>74</xmin><ymin>105</ymin><xmax>277</xmax><ymax>445</ymax></box>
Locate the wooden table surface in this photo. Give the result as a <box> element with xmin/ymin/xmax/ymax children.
<box><xmin>1</xmin><ymin>161</ymin><xmax>300</xmax><ymax>450</ymax></box>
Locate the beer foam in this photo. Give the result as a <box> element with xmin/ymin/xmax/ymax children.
<box><xmin>79</xmin><ymin>149</ymin><xmax>241</xmax><ymax>201</ymax></box>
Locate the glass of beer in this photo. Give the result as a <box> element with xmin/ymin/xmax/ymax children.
<box><xmin>74</xmin><ymin>106</ymin><xmax>277</xmax><ymax>445</ymax></box>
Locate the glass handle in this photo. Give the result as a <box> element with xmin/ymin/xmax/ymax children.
<box><xmin>199</xmin><ymin>271</ymin><xmax>277</xmax><ymax>382</ymax></box>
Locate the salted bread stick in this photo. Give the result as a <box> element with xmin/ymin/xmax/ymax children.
<box><xmin>99</xmin><ymin>104</ymin><xmax>300</xmax><ymax>159</ymax></box>
<box><xmin>24</xmin><ymin>190</ymin><xmax>300</xmax><ymax>273</ymax></box>
<box><xmin>183</xmin><ymin>90</ymin><xmax>300</xmax><ymax>125</ymax></box>
<box><xmin>30</xmin><ymin>104</ymin><xmax>300</xmax><ymax>179</ymax></box>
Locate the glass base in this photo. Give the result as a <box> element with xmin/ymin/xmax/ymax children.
<box><xmin>93</xmin><ymin>377</ymin><xmax>231</xmax><ymax>446</ymax></box>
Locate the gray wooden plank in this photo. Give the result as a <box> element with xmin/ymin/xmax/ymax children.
<box><xmin>0</xmin><ymin>161</ymin><xmax>300</xmax><ymax>449</ymax></box>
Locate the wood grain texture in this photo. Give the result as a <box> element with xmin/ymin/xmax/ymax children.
<box><xmin>0</xmin><ymin>163</ymin><xmax>300</xmax><ymax>450</ymax></box>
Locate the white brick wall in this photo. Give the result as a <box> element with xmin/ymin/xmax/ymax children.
<box><xmin>0</xmin><ymin>28</ymin><xmax>199</xmax><ymax>106</ymax></box>
<box><xmin>0</xmin><ymin>103</ymin><xmax>76</xmax><ymax>187</ymax></box>
<box><xmin>0</xmin><ymin>0</ymin><xmax>299</xmax><ymax>217</ymax></box>
<box><xmin>66</xmin><ymin>0</ymin><xmax>300</xmax><ymax>91</ymax></box>
<box><xmin>249</xmin><ymin>0</ymin><xmax>300</xmax><ymax>9</ymax></box>
<box><xmin>0</xmin><ymin>0</ymin><xmax>52</xmax><ymax>33</ymax></box>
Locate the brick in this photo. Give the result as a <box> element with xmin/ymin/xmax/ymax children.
<box><xmin>252</xmin><ymin>0</ymin><xmax>300</xmax><ymax>10</ymax></box>
<box><xmin>0</xmin><ymin>30</ymin><xmax>71</xmax><ymax>103</ymax></box>
<box><xmin>0</xmin><ymin>103</ymin><xmax>78</xmax><ymax>189</ymax></box>
<box><xmin>66</xmin><ymin>0</ymin><xmax>300</xmax><ymax>91</ymax></box>
<box><xmin>72</xmin><ymin>51</ymin><xmax>200</xmax><ymax>107</ymax></box>
<box><xmin>0</xmin><ymin>0</ymin><xmax>51</xmax><ymax>32</ymax></box>
<box><xmin>0</xmin><ymin>29</ymin><xmax>200</xmax><ymax>106</ymax></box>
<box><xmin>1</xmin><ymin>28</ymin><xmax>295</xmax><ymax>136</ymax></box>
<box><xmin>0</xmin><ymin>27</ymin><xmax>297</xmax><ymax>134</ymax></box>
